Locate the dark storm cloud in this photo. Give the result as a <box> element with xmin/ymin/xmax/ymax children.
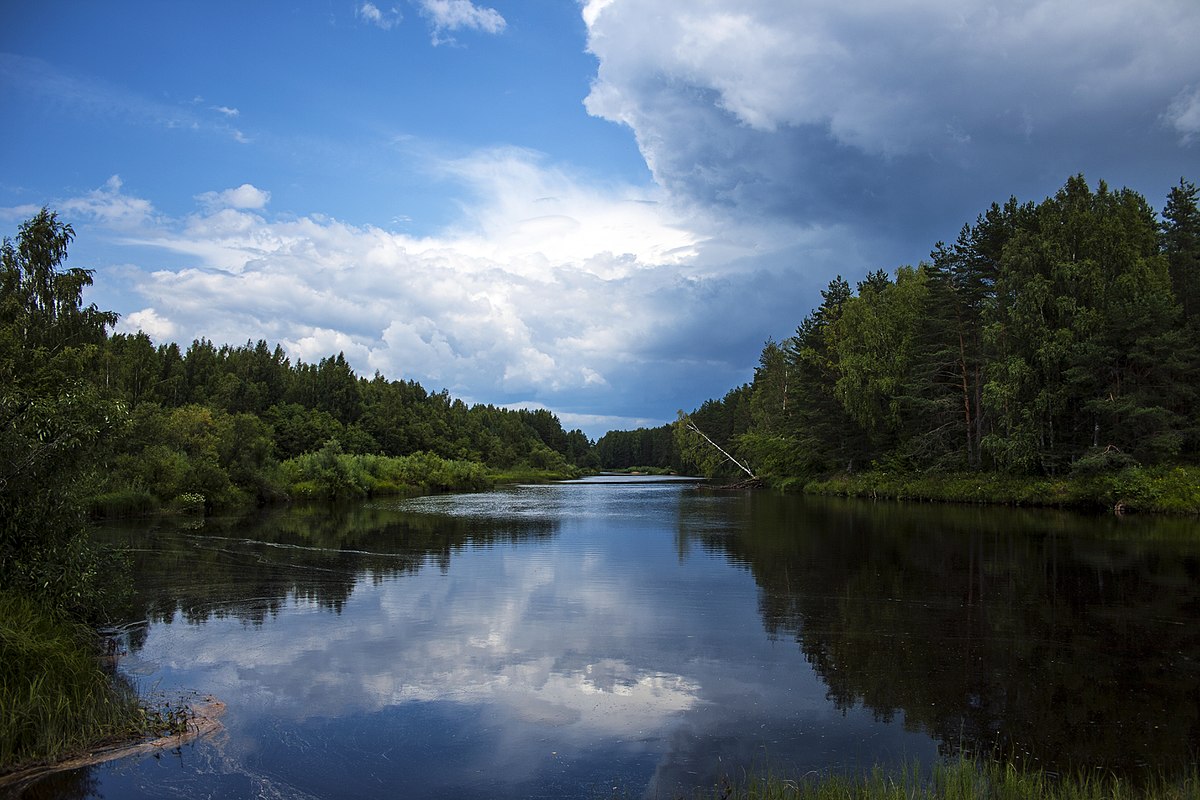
<box><xmin>584</xmin><ymin>0</ymin><xmax>1200</xmax><ymax>263</ymax></box>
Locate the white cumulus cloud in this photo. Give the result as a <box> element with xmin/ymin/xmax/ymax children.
<box><xmin>119</xmin><ymin>307</ymin><xmax>177</xmax><ymax>340</ymax></box>
<box><xmin>357</xmin><ymin>2</ymin><xmax>402</xmax><ymax>30</ymax></box>
<box><xmin>60</xmin><ymin>175</ymin><xmax>155</xmax><ymax>229</ymax></box>
<box><xmin>64</xmin><ymin>153</ymin><xmax>809</xmax><ymax>431</ymax></box>
<box><xmin>195</xmin><ymin>183</ymin><xmax>271</xmax><ymax>210</ymax></box>
<box><xmin>418</xmin><ymin>0</ymin><xmax>506</xmax><ymax>44</ymax></box>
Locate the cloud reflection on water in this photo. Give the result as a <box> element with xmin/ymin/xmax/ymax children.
<box><xmin>109</xmin><ymin>483</ymin><xmax>933</xmax><ymax>798</ymax></box>
<box><xmin>137</xmin><ymin>547</ymin><xmax>702</xmax><ymax>734</ymax></box>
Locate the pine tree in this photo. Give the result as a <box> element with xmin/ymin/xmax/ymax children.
<box><xmin>1162</xmin><ymin>178</ymin><xmax>1200</xmax><ymax>324</ymax></box>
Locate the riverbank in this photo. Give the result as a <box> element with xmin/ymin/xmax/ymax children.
<box><xmin>88</xmin><ymin>452</ymin><xmax>584</xmax><ymax>518</ymax></box>
<box><xmin>0</xmin><ymin>593</ymin><xmax>141</xmax><ymax>775</ymax></box>
<box><xmin>0</xmin><ymin>696</ymin><xmax>224</xmax><ymax>795</ymax></box>
<box><xmin>0</xmin><ymin>591</ymin><xmax>223</xmax><ymax>787</ymax></box>
<box><xmin>791</xmin><ymin>464</ymin><xmax>1200</xmax><ymax>514</ymax></box>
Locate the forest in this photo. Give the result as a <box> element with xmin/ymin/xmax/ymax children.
<box><xmin>4</xmin><ymin>207</ymin><xmax>599</xmax><ymax>524</ymax></box>
<box><xmin>612</xmin><ymin>175</ymin><xmax>1200</xmax><ymax>508</ymax></box>
<box><xmin>0</xmin><ymin>207</ymin><xmax>599</xmax><ymax>618</ymax></box>
<box><xmin>84</xmin><ymin>336</ymin><xmax>597</xmax><ymax>513</ymax></box>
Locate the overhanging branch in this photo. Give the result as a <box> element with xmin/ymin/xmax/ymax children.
<box><xmin>685</xmin><ymin>420</ymin><xmax>756</xmax><ymax>479</ymax></box>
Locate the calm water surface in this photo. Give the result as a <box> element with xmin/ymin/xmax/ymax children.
<box><xmin>24</xmin><ymin>477</ymin><xmax>1200</xmax><ymax>798</ymax></box>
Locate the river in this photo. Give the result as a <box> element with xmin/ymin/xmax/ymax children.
<box><xmin>22</xmin><ymin>476</ymin><xmax>1200</xmax><ymax>798</ymax></box>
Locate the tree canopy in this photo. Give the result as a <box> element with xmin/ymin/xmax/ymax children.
<box><xmin>1</xmin><ymin>210</ymin><xmax>125</xmax><ymax>617</ymax></box>
<box><xmin>672</xmin><ymin>175</ymin><xmax>1200</xmax><ymax>483</ymax></box>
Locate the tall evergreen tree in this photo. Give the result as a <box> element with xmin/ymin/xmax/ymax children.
<box><xmin>944</xmin><ymin>197</ymin><xmax>1037</xmax><ymax>467</ymax></box>
<box><xmin>982</xmin><ymin>176</ymin><xmax>1186</xmax><ymax>471</ymax></box>
<box><xmin>1162</xmin><ymin>178</ymin><xmax>1200</xmax><ymax>324</ymax></box>
<box><xmin>900</xmin><ymin>255</ymin><xmax>974</xmax><ymax>469</ymax></box>
<box><xmin>786</xmin><ymin>276</ymin><xmax>870</xmax><ymax>474</ymax></box>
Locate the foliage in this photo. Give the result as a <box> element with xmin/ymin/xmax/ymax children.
<box><xmin>799</xmin><ymin>465</ymin><xmax>1200</xmax><ymax>514</ymax></box>
<box><xmin>1163</xmin><ymin>178</ymin><xmax>1200</xmax><ymax>324</ymax></box>
<box><xmin>0</xmin><ymin>209</ymin><xmax>127</xmax><ymax>618</ymax></box>
<box><xmin>672</xmin><ymin>384</ymin><xmax>754</xmax><ymax>478</ymax></box>
<box><xmin>91</xmin><ymin>336</ymin><xmax>590</xmax><ymax>509</ymax></box>
<box><xmin>279</xmin><ymin>443</ymin><xmax>494</xmax><ymax>501</ymax></box>
<box><xmin>487</xmin><ymin>465</ymin><xmax>583</xmax><ymax>483</ymax></box>
<box><xmin>113</xmin><ymin>403</ymin><xmax>280</xmax><ymax>511</ymax></box>
<box><xmin>703</xmin><ymin>175</ymin><xmax>1200</xmax><ymax>491</ymax></box>
<box><xmin>595</xmin><ymin>425</ymin><xmax>678</xmax><ymax>470</ymax></box>
<box><xmin>86</xmin><ymin>489</ymin><xmax>157</xmax><ymax>519</ymax></box>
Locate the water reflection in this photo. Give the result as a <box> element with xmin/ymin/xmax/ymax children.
<box><xmin>35</xmin><ymin>484</ymin><xmax>1199</xmax><ymax>799</ymax></box>
<box><xmin>684</xmin><ymin>493</ymin><xmax>1200</xmax><ymax>775</ymax></box>
<box><xmin>83</xmin><ymin>483</ymin><xmax>826</xmax><ymax>799</ymax></box>
<box><xmin>101</xmin><ymin>499</ymin><xmax>559</xmax><ymax>640</ymax></box>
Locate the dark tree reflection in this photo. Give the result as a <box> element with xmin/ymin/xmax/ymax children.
<box><xmin>681</xmin><ymin>492</ymin><xmax>1200</xmax><ymax>777</ymax></box>
<box><xmin>97</xmin><ymin>500</ymin><xmax>558</xmax><ymax>647</ymax></box>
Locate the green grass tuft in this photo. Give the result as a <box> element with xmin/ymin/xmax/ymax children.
<box><xmin>0</xmin><ymin>592</ymin><xmax>144</xmax><ymax>774</ymax></box>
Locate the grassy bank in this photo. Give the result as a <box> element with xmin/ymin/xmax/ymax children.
<box><xmin>90</xmin><ymin>450</ymin><xmax>584</xmax><ymax>516</ymax></box>
<box><xmin>798</xmin><ymin>465</ymin><xmax>1200</xmax><ymax>514</ymax></box>
<box><xmin>0</xmin><ymin>592</ymin><xmax>144</xmax><ymax>774</ymax></box>
<box><xmin>490</xmin><ymin>465</ymin><xmax>584</xmax><ymax>483</ymax></box>
<box><xmin>703</xmin><ymin>759</ymin><xmax>1198</xmax><ymax>800</ymax></box>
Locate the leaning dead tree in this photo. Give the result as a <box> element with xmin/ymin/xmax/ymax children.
<box><xmin>684</xmin><ymin>419</ymin><xmax>757</xmax><ymax>480</ymax></box>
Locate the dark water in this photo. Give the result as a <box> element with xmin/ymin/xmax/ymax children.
<box><xmin>24</xmin><ymin>478</ymin><xmax>1200</xmax><ymax>798</ymax></box>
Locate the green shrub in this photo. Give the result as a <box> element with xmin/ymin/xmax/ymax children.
<box><xmin>170</xmin><ymin>492</ymin><xmax>207</xmax><ymax>515</ymax></box>
<box><xmin>279</xmin><ymin>444</ymin><xmax>493</xmax><ymax>500</ymax></box>
<box><xmin>1104</xmin><ymin>465</ymin><xmax>1200</xmax><ymax>514</ymax></box>
<box><xmin>1070</xmin><ymin>446</ymin><xmax>1141</xmax><ymax>477</ymax></box>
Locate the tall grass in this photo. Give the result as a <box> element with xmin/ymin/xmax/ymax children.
<box><xmin>86</xmin><ymin>488</ymin><xmax>159</xmax><ymax>518</ymax></box>
<box><xmin>704</xmin><ymin>759</ymin><xmax>1199</xmax><ymax>800</ymax></box>
<box><xmin>489</xmin><ymin>465</ymin><xmax>583</xmax><ymax>483</ymax></box>
<box><xmin>0</xmin><ymin>592</ymin><xmax>143</xmax><ymax>773</ymax></box>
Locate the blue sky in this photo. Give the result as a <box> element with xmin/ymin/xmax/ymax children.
<box><xmin>2</xmin><ymin>1</ymin><xmax>1198</xmax><ymax>438</ymax></box>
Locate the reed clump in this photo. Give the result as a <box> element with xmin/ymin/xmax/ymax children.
<box><xmin>0</xmin><ymin>592</ymin><xmax>144</xmax><ymax>774</ymax></box>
